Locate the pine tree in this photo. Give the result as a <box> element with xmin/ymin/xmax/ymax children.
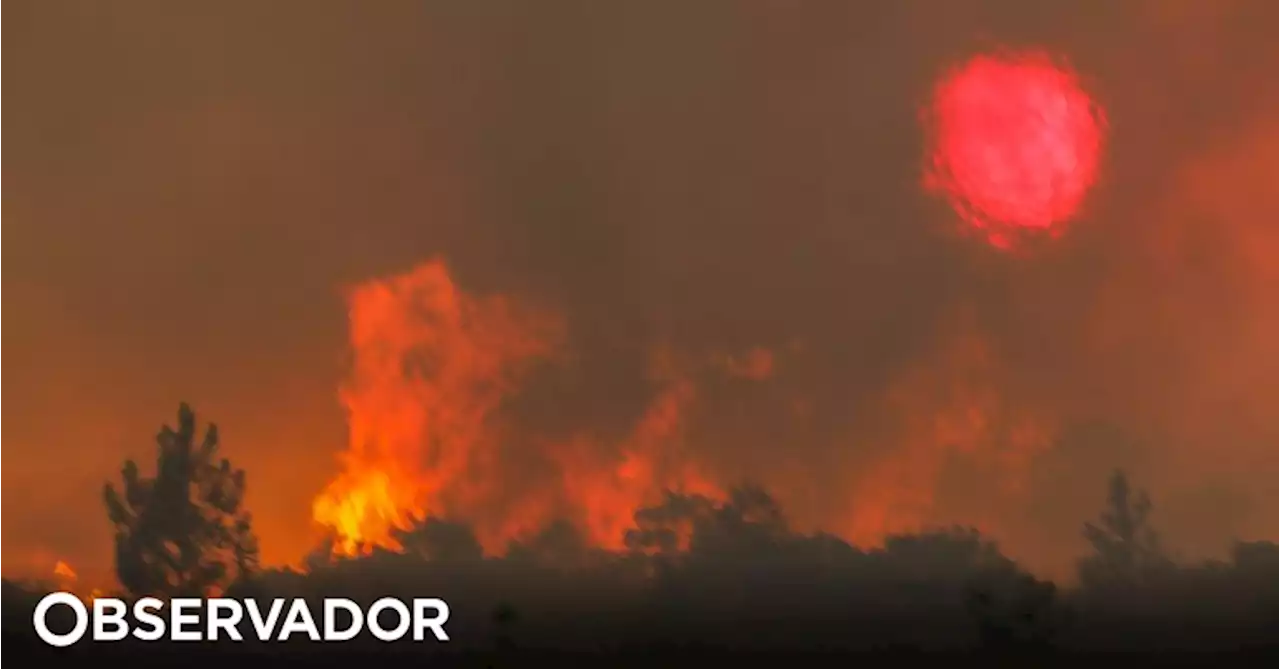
<box><xmin>1078</xmin><ymin>469</ymin><xmax>1170</xmax><ymax>588</ymax></box>
<box><xmin>103</xmin><ymin>403</ymin><xmax>259</xmax><ymax>598</ymax></box>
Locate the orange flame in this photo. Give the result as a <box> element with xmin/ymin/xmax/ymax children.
<box><xmin>313</xmin><ymin>261</ymin><xmax>1050</xmax><ymax>562</ymax></box>
<box><xmin>840</xmin><ymin>315</ymin><xmax>1052</xmax><ymax>543</ymax></box>
<box><xmin>50</xmin><ymin>561</ymin><xmax>104</xmax><ymax>603</ymax></box>
<box><xmin>311</xmin><ymin>260</ymin><xmax>722</xmax><ymax>557</ymax></box>
<box><xmin>555</xmin><ymin>366</ymin><xmax>722</xmax><ymax>551</ymax></box>
<box><xmin>313</xmin><ymin>259</ymin><xmax>562</xmax><ymax>556</ymax></box>
<box><xmin>52</xmin><ymin>560</ymin><xmax>78</xmax><ymax>582</ymax></box>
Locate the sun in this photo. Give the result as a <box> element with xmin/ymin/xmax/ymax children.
<box><xmin>923</xmin><ymin>50</ymin><xmax>1107</xmax><ymax>250</ymax></box>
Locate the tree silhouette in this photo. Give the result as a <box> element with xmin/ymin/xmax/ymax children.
<box><xmin>103</xmin><ymin>403</ymin><xmax>259</xmax><ymax>598</ymax></box>
<box><xmin>1078</xmin><ymin>469</ymin><xmax>1170</xmax><ymax>588</ymax></box>
<box><xmin>395</xmin><ymin>517</ymin><xmax>484</xmax><ymax>562</ymax></box>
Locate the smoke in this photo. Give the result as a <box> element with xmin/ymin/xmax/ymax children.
<box><xmin>312</xmin><ymin>257</ymin><xmax>1058</xmax><ymax>564</ymax></box>
<box><xmin>4</xmin><ymin>0</ymin><xmax>1274</xmax><ymax>583</ymax></box>
<box><xmin>836</xmin><ymin>310</ymin><xmax>1053</xmax><ymax>545</ymax></box>
<box><xmin>306</xmin><ymin>1</ymin><xmax>1274</xmax><ymax>571</ymax></box>
<box><xmin>313</xmin><ymin>261</ymin><xmax>733</xmax><ymax>556</ymax></box>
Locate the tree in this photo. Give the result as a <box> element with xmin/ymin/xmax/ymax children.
<box><xmin>394</xmin><ymin>517</ymin><xmax>484</xmax><ymax>562</ymax></box>
<box><xmin>1078</xmin><ymin>469</ymin><xmax>1170</xmax><ymax>588</ymax></box>
<box><xmin>103</xmin><ymin>403</ymin><xmax>259</xmax><ymax>598</ymax></box>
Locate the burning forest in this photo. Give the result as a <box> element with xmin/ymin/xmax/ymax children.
<box><xmin>3</xmin><ymin>0</ymin><xmax>1276</xmax><ymax>661</ymax></box>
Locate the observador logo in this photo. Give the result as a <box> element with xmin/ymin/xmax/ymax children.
<box><xmin>33</xmin><ymin>592</ymin><xmax>451</xmax><ymax>647</ymax></box>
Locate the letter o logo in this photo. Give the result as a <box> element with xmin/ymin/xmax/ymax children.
<box><xmin>367</xmin><ymin>598</ymin><xmax>410</xmax><ymax>642</ymax></box>
<box><xmin>33</xmin><ymin>592</ymin><xmax>89</xmax><ymax>647</ymax></box>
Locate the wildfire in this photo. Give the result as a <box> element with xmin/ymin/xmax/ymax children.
<box><xmin>312</xmin><ymin>260</ymin><xmax>733</xmax><ymax>559</ymax></box>
<box><xmin>554</xmin><ymin>368</ymin><xmax>722</xmax><ymax>551</ymax></box>
<box><xmin>312</xmin><ymin>259</ymin><xmax>562</xmax><ymax>555</ymax></box>
<box><xmin>313</xmin><ymin>468</ymin><xmax>406</xmax><ymax>554</ymax></box>
<box><xmin>312</xmin><ymin>260</ymin><xmax>1050</xmax><ymax>562</ymax></box>
<box><xmin>841</xmin><ymin>313</ymin><xmax>1053</xmax><ymax>543</ymax></box>
<box><xmin>51</xmin><ymin>561</ymin><xmax>104</xmax><ymax>603</ymax></box>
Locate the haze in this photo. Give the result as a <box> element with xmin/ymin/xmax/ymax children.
<box><xmin>3</xmin><ymin>0</ymin><xmax>1275</xmax><ymax>588</ymax></box>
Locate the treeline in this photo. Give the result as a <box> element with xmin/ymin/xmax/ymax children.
<box><xmin>3</xmin><ymin>404</ymin><xmax>1276</xmax><ymax>657</ymax></box>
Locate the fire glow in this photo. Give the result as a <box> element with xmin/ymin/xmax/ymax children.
<box><xmin>311</xmin><ymin>260</ymin><xmax>1049</xmax><ymax>561</ymax></box>
<box><xmin>311</xmin><ymin>260</ymin><xmax>722</xmax><ymax>557</ymax></box>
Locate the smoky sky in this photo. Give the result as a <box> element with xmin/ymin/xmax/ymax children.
<box><xmin>3</xmin><ymin>0</ymin><xmax>1276</xmax><ymax>585</ymax></box>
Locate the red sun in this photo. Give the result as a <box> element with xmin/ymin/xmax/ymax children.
<box><xmin>924</xmin><ymin>51</ymin><xmax>1107</xmax><ymax>249</ymax></box>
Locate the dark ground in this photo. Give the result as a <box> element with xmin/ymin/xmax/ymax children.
<box><xmin>5</xmin><ymin>488</ymin><xmax>1276</xmax><ymax>666</ymax></box>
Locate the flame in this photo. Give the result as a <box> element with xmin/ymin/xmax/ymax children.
<box><xmin>52</xmin><ymin>560</ymin><xmax>77</xmax><ymax>582</ymax></box>
<box><xmin>840</xmin><ymin>316</ymin><xmax>1053</xmax><ymax>543</ymax></box>
<box><xmin>312</xmin><ymin>259</ymin><xmax>562</xmax><ymax>556</ymax></box>
<box><xmin>554</xmin><ymin>365</ymin><xmax>722</xmax><ymax>551</ymax></box>
<box><xmin>312</xmin><ymin>260</ymin><xmax>1050</xmax><ymax>562</ymax></box>
<box><xmin>50</xmin><ymin>561</ymin><xmax>104</xmax><ymax>603</ymax></box>
<box><xmin>312</xmin><ymin>260</ymin><xmax>720</xmax><ymax>557</ymax></box>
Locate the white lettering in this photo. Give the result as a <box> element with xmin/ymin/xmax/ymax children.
<box><xmin>324</xmin><ymin>598</ymin><xmax>363</xmax><ymax>641</ymax></box>
<box><xmin>33</xmin><ymin>592</ymin><xmax>88</xmax><ymax>647</ymax></box>
<box><xmin>277</xmin><ymin>599</ymin><xmax>321</xmax><ymax>641</ymax></box>
<box><xmin>133</xmin><ymin>597</ymin><xmax>166</xmax><ymax>641</ymax></box>
<box><xmin>246</xmin><ymin>598</ymin><xmax>285</xmax><ymax>640</ymax></box>
<box><xmin>413</xmin><ymin>598</ymin><xmax>451</xmax><ymax>641</ymax></box>
<box><xmin>30</xmin><ymin>594</ymin><xmax>450</xmax><ymax>645</ymax></box>
<box><xmin>93</xmin><ymin>598</ymin><xmax>129</xmax><ymax>641</ymax></box>
<box><xmin>169</xmin><ymin>598</ymin><xmax>202</xmax><ymax>641</ymax></box>
<box><xmin>208</xmin><ymin>599</ymin><xmax>243</xmax><ymax>641</ymax></box>
<box><xmin>367</xmin><ymin>597</ymin><xmax>410</xmax><ymax>642</ymax></box>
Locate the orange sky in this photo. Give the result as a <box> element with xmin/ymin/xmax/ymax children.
<box><xmin>3</xmin><ymin>0</ymin><xmax>1275</xmax><ymax>588</ymax></box>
